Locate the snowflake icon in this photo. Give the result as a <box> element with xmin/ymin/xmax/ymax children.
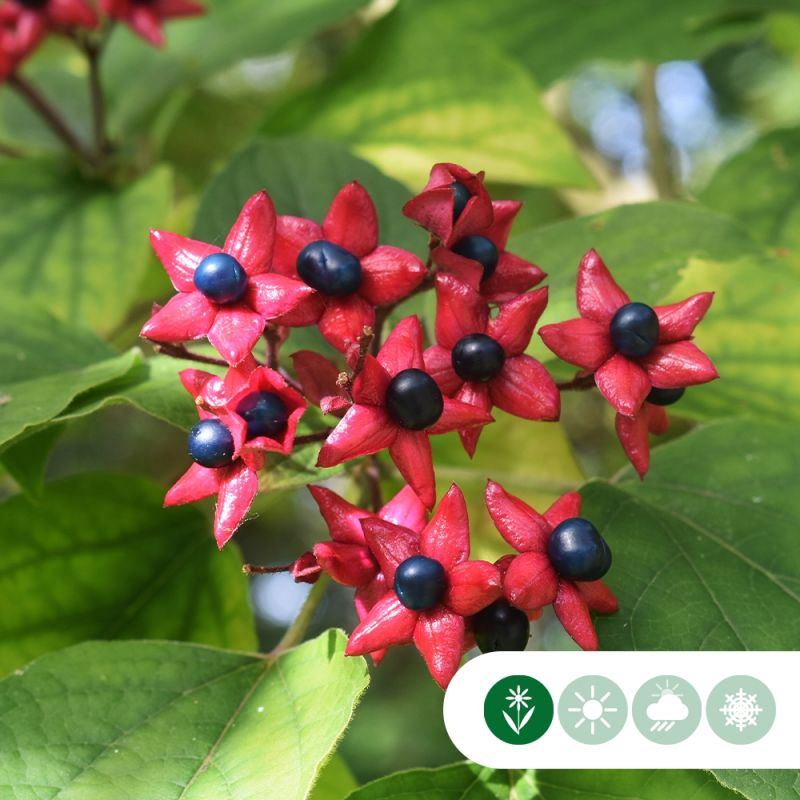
<box><xmin>720</xmin><ymin>688</ymin><xmax>763</xmax><ymax>732</ymax></box>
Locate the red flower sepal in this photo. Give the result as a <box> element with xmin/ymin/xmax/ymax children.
<box><xmin>485</xmin><ymin>481</ymin><xmax>618</xmax><ymax>651</ymax></box>
<box><xmin>271</xmin><ymin>181</ymin><xmax>427</xmax><ymax>352</ymax></box>
<box><xmin>4</xmin><ymin>0</ymin><xmax>97</xmax><ymax>53</ymax></box>
<box><xmin>317</xmin><ymin>316</ymin><xmax>494</xmax><ymax>508</ymax></box>
<box><xmin>164</xmin><ymin>363</ymin><xmax>307</xmax><ymax>548</ymax></box>
<box><xmin>310</xmin><ymin>484</ymin><xmax>428</xmax><ymax>664</ymax></box>
<box><xmin>423</xmin><ymin>274</ymin><xmax>559</xmax><ymax>455</ymax></box>
<box><xmin>140</xmin><ymin>191</ymin><xmax>314</xmax><ymax>366</ymax></box>
<box><xmin>402</xmin><ymin>162</ymin><xmax>493</xmax><ymax>246</ymax></box>
<box><xmin>101</xmin><ymin>0</ymin><xmax>204</xmax><ymax>47</ymax></box>
<box><xmin>289</xmin><ymin>551</ymin><xmax>323</xmax><ymax>584</ymax></box>
<box><xmin>431</xmin><ymin>199</ymin><xmax>545</xmax><ymax>303</ymax></box>
<box><xmin>539</xmin><ymin>249</ymin><xmax>719</xmax><ymax>416</ymax></box>
<box><xmin>615</xmin><ymin>402</ymin><xmax>670</xmax><ymax>479</ymax></box>
<box><xmin>346</xmin><ymin>484</ymin><xmax>502</xmax><ymax>688</ymax></box>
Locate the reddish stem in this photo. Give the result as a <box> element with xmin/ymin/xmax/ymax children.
<box><xmin>152</xmin><ymin>341</ymin><xmax>231</xmax><ymax>368</ymax></box>
<box><xmin>294</xmin><ymin>429</ymin><xmax>333</xmax><ymax>445</ymax></box>
<box><xmin>556</xmin><ymin>374</ymin><xmax>596</xmax><ymax>391</ymax></box>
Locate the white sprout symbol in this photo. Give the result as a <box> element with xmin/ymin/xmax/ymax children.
<box><xmin>503</xmin><ymin>685</ymin><xmax>535</xmax><ymax>735</ymax></box>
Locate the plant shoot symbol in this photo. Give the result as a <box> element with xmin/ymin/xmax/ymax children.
<box><xmin>504</xmin><ymin>684</ymin><xmax>535</xmax><ymax>735</ymax></box>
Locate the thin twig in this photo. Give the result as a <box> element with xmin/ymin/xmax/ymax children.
<box><xmin>271</xmin><ymin>573</ymin><xmax>331</xmax><ymax>655</ymax></box>
<box><xmin>264</xmin><ymin>325</ymin><xmax>281</xmax><ymax>369</ymax></box>
<box><xmin>0</xmin><ymin>141</ymin><xmax>24</xmax><ymax>158</ymax></box>
<box><xmin>84</xmin><ymin>39</ymin><xmax>110</xmax><ymax>159</ymax></box>
<box><xmin>364</xmin><ymin>455</ymin><xmax>382</xmax><ymax>512</ymax></box>
<box><xmin>242</xmin><ymin>562</ymin><xmax>295</xmax><ymax>575</ymax></box>
<box><xmin>638</xmin><ymin>61</ymin><xmax>679</xmax><ymax>199</ymax></box>
<box><xmin>152</xmin><ymin>341</ymin><xmax>230</xmax><ymax>367</ymax></box>
<box><xmin>8</xmin><ymin>73</ymin><xmax>97</xmax><ymax>167</ymax></box>
<box><xmin>294</xmin><ymin>429</ymin><xmax>333</xmax><ymax>446</ymax></box>
<box><xmin>556</xmin><ymin>374</ymin><xmax>596</xmax><ymax>392</ymax></box>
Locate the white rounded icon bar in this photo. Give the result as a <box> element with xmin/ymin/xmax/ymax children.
<box><xmin>443</xmin><ymin>651</ymin><xmax>798</xmax><ymax>768</ymax></box>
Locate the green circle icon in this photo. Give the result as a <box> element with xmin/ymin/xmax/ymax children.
<box><xmin>484</xmin><ymin>675</ymin><xmax>554</xmax><ymax>745</ymax></box>
<box><xmin>707</xmin><ymin>676</ymin><xmax>776</xmax><ymax>745</ymax></box>
<box><xmin>558</xmin><ymin>675</ymin><xmax>628</xmax><ymax>744</ymax></box>
<box><xmin>633</xmin><ymin>675</ymin><xmax>702</xmax><ymax>744</ymax></box>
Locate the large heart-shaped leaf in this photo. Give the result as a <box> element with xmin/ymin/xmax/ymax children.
<box><xmin>0</xmin><ymin>630</ymin><xmax>368</xmax><ymax>800</ymax></box>
<box><xmin>193</xmin><ymin>137</ymin><xmax>426</xmax><ymax>257</ymax></box>
<box><xmin>710</xmin><ymin>770</ymin><xmax>800</xmax><ymax>799</ymax></box>
<box><xmin>345</xmin><ymin>762</ymin><xmax>741</xmax><ymax>800</ymax></box>
<box><xmin>700</xmin><ymin>127</ymin><xmax>800</xmax><ymax>252</ymax></box>
<box><xmin>263</xmin><ymin>7</ymin><xmax>591</xmax><ymax>188</ymax></box>
<box><xmin>512</xmin><ymin>201</ymin><xmax>800</xmax><ymax>423</ymax></box>
<box><xmin>393</xmin><ymin>0</ymin><xmax>795</xmax><ymax>87</ymax></box>
<box><xmin>585</xmin><ymin>419</ymin><xmax>800</xmax><ymax>650</ymax></box>
<box><xmin>0</xmin><ymin>300</ymin><xmax>141</xmax><ymax>452</ymax></box>
<box><xmin>0</xmin><ymin>473</ymin><xmax>256</xmax><ymax>673</ymax></box>
<box><xmin>0</xmin><ymin>163</ymin><xmax>171</xmax><ymax>335</ymax></box>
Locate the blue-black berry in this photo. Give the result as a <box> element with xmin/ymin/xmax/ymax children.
<box><xmin>394</xmin><ymin>555</ymin><xmax>447</xmax><ymax>610</ymax></box>
<box><xmin>16</xmin><ymin>0</ymin><xmax>49</xmax><ymax>7</ymax></box>
<box><xmin>647</xmin><ymin>386</ymin><xmax>685</xmax><ymax>406</ymax></box>
<box><xmin>236</xmin><ymin>391</ymin><xmax>288</xmax><ymax>439</ymax></box>
<box><xmin>296</xmin><ymin>240</ymin><xmax>362</xmax><ymax>297</ymax></box>
<box><xmin>385</xmin><ymin>368</ymin><xmax>444</xmax><ymax>430</ymax></box>
<box><xmin>188</xmin><ymin>419</ymin><xmax>235</xmax><ymax>468</ymax></box>
<box><xmin>194</xmin><ymin>253</ymin><xmax>248</xmax><ymax>305</ymax></box>
<box><xmin>450</xmin><ymin>181</ymin><xmax>471</xmax><ymax>221</ymax></box>
<box><xmin>609</xmin><ymin>302</ymin><xmax>659</xmax><ymax>358</ymax></box>
<box><xmin>472</xmin><ymin>599</ymin><xmax>530</xmax><ymax>653</ymax></box>
<box><xmin>452</xmin><ymin>235</ymin><xmax>499</xmax><ymax>280</ymax></box>
<box><xmin>452</xmin><ymin>333</ymin><xmax>505</xmax><ymax>382</ymax></box>
<box><xmin>547</xmin><ymin>517</ymin><xmax>612</xmax><ymax>582</ymax></box>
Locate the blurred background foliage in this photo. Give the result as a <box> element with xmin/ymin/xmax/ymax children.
<box><xmin>1</xmin><ymin>0</ymin><xmax>800</xmax><ymax>790</ymax></box>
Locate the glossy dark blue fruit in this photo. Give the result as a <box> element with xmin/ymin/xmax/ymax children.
<box><xmin>188</xmin><ymin>419</ymin><xmax>235</xmax><ymax>468</ymax></box>
<box><xmin>452</xmin><ymin>235</ymin><xmax>499</xmax><ymax>280</ymax></box>
<box><xmin>452</xmin><ymin>333</ymin><xmax>505</xmax><ymax>382</ymax></box>
<box><xmin>547</xmin><ymin>517</ymin><xmax>612</xmax><ymax>582</ymax></box>
<box><xmin>296</xmin><ymin>240</ymin><xmax>362</xmax><ymax>297</ymax></box>
<box><xmin>193</xmin><ymin>253</ymin><xmax>248</xmax><ymax>305</ymax></box>
<box><xmin>395</xmin><ymin>555</ymin><xmax>447</xmax><ymax>610</ymax></box>
<box><xmin>646</xmin><ymin>386</ymin><xmax>685</xmax><ymax>406</ymax></box>
<box><xmin>450</xmin><ymin>181</ymin><xmax>471</xmax><ymax>221</ymax></box>
<box><xmin>235</xmin><ymin>391</ymin><xmax>288</xmax><ymax>439</ymax></box>
<box><xmin>609</xmin><ymin>302</ymin><xmax>660</xmax><ymax>358</ymax></box>
<box><xmin>385</xmin><ymin>368</ymin><xmax>444</xmax><ymax>430</ymax></box>
<box><xmin>17</xmin><ymin>0</ymin><xmax>49</xmax><ymax>7</ymax></box>
<box><xmin>472</xmin><ymin>599</ymin><xmax>530</xmax><ymax>653</ymax></box>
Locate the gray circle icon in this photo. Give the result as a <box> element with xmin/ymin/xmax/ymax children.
<box><xmin>707</xmin><ymin>676</ymin><xmax>776</xmax><ymax>744</ymax></box>
<box><xmin>633</xmin><ymin>675</ymin><xmax>701</xmax><ymax>744</ymax></box>
<box><xmin>558</xmin><ymin>675</ymin><xmax>627</xmax><ymax>744</ymax></box>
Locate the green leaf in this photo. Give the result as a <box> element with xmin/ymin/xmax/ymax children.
<box><xmin>263</xmin><ymin>7</ymin><xmax>591</xmax><ymax>189</ymax></box>
<box><xmin>0</xmin><ymin>424</ymin><xmax>63</xmax><ymax>498</ymax></box>
<box><xmin>0</xmin><ymin>631</ymin><xmax>368</xmax><ymax>800</ymax></box>
<box><xmin>0</xmin><ymin>163</ymin><xmax>171</xmax><ymax>335</ymax></box>
<box><xmin>535</xmin><ymin>769</ymin><xmax>743</xmax><ymax>799</ymax></box>
<box><xmin>310</xmin><ymin>756</ymin><xmax>359</xmax><ymax>800</ymax></box>
<box><xmin>260</xmin><ymin>442</ymin><xmax>345</xmax><ymax>493</ymax></box>
<box><xmin>397</xmin><ymin>0</ymin><xmax>796</xmax><ymax>87</ymax></box>
<box><xmin>710</xmin><ymin>770</ymin><xmax>800</xmax><ymax>799</ymax></box>
<box><xmin>346</xmin><ymin>763</ymin><xmax>743</xmax><ymax>800</ymax></box>
<box><xmin>512</xmin><ymin>201</ymin><xmax>800</xmax><ymax>423</ymax></box>
<box><xmin>346</xmin><ymin>763</ymin><xmax>535</xmax><ymax>800</ymax></box>
<box><xmin>194</xmin><ymin>137</ymin><xmax>427</xmax><ymax>256</ymax></box>
<box><xmin>700</xmin><ymin>127</ymin><xmax>800</xmax><ymax>252</ymax></box>
<box><xmin>0</xmin><ymin>473</ymin><xmax>256</xmax><ymax>673</ymax></box>
<box><xmin>0</xmin><ymin>300</ymin><xmax>141</xmax><ymax>452</ymax></box>
<box><xmin>103</xmin><ymin>0</ymin><xmax>369</xmax><ymax>131</ymax></box>
<box><xmin>584</xmin><ymin>419</ymin><xmax>800</xmax><ymax>650</ymax></box>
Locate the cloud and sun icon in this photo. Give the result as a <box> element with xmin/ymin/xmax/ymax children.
<box><xmin>646</xmin><ymin>679</ymin><xmax>689</xmax><ymax>732</ymax></box>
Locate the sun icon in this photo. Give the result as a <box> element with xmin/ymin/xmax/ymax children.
<box><xmin>566</xmin><ymin>683</ymin><xmax>620</xmax><ymax>737</ymax></box>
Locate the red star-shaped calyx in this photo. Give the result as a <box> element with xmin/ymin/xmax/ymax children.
<box><xmin>271</xmin><ymin>181</ymin><xmax>427</xmax><ymax>352</ymax></box>
<box><xmin>164</xmin><ymin>364</ymin><xmax>306</xmax><ymax>548</ymax></box>
<box><xmin>316</xmin><ymin>316</ymin><xmax>494</xmax><ymax>508</ymax></box>
<box><xmin>423</xmin><ymin>273</ymin><xmax>559</xmax><ymax>456</ymax></box>
<box><xmin>345</xmin><ymin>484</ymin><xmax>502</xmax><ymax>688</ymax></box>
<box><xmin>310</xmin><ymin>484</ymin><xmax>428</xmax><ymax>664</ymax></box>
<box><xmin>539</xmin><ymin>249</ymin><xmax>719</xmax><ymax>416</ymax></box>
<box><xmin>615</xmin><ymin>401</ymin><xmax>670</xmax><ymax>479</ymax></box>
<box><xmin>485</xmin><ymin>481</ymin><xmax>618</xmax><ymax>651</ymax></box>
<box><xmin>3</xmin><ymin>0</ymin><xmax>96</xmax><ymax>53</ymax></box>
<box><xmin>140</xmin><ymin>191</ymin><xmax>314</xmax><ymax>366</ymax></box>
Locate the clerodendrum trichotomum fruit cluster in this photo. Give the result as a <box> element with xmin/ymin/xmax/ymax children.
<box><xmin>139</xmin><ymin>162</ymin><xmax>719</xmax><ymax>689</ymax></box>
